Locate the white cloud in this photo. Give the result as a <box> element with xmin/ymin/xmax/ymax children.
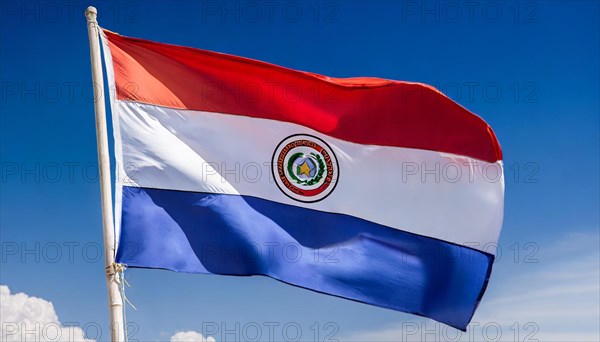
<box><xmin>342</xmin><ymin>231</ymin><xmax>600</xmax><ymax>341</ymax></box>
<box><xmin>170</xmin><ymin>330</ymin><xmax>216</xmax><ymax>342</ymax></box>
<box><xmin>0</xmin><ymin>285</ymin><xmax>91</xmax><ymax>342</ymax></box>
<box><xmin>0</xmin><ymin>285</ymin><xmax>219</xmax><ymax>342</ymax></box>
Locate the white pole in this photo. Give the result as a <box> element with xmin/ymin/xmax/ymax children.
<box><xmin>85</xmin><ymin>6</ymin><xmax>125</xmax><ymax>342</ymax></box>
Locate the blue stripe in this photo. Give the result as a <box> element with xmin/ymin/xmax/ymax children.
<box><xmin>116</xmin><ymin>186</ymin><xmax>493</xmax><ymax>330</ymax></box>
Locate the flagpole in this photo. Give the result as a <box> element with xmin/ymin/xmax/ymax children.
<box><xmin>85</xmin><ymin>6</ymin><xmax>125</xmax><ymax>342</ymax></box>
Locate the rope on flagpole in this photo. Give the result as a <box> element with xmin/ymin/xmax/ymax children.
<box><xmin>113</xmin><ymin>263</ymin><xmax>137</xmax><ymax>311</ymax></box>
<box><xmin>107</xmin><ymin>263</ymin><xmax>137</xmax><ymax>342</ymax></box>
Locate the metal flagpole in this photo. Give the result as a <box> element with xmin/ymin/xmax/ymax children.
<box><xmin>85</xmin><ymin>6</ymin><xmax>126</xmax><ymax>342</ymax></box>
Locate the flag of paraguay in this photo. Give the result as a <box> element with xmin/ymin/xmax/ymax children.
<box><xmin>99</xmin><ymin>29</ymin><xmax>504</xmax><ymax>331</ymax></box>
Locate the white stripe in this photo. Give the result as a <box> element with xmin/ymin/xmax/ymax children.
<box><xmin>115</xmin><ymin>100</ymin><xmax>504</xmax><ymax>253</ymax></box>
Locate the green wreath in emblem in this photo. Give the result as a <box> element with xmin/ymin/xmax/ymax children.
<box><xmin>287</xmin><ymin>152</ymin><xmax>325</xmax><ymax>186</ymax></box>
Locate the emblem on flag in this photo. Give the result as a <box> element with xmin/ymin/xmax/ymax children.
<box><xmin>272</xmin><ymin>134</ymin><xmax>339</xmax><ymax>203</ymax></box>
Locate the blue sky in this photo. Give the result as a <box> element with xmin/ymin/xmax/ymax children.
<box><xmin>1</xmin><ymin>1</ymin><xmax>598</xmax><ymax>341</ymax></box>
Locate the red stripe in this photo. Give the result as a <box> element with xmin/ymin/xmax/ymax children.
<box><xmin>103</xmin><ymin>30</ymin><xmax>502</xmax><ymax>162</ymax></box>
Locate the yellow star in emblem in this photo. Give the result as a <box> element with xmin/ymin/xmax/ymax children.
<box><xmin>298</xmin><ymin>161</ymin><xmax>312</xmax><ymax>177</ymax></box>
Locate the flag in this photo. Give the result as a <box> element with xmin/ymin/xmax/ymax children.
<box><xmin>99</xmin><ymin>29</ymin><xmax>504</xmax><ymax>331</ymax></box>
